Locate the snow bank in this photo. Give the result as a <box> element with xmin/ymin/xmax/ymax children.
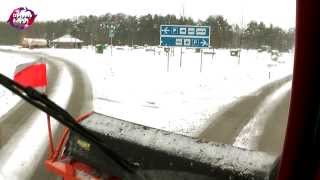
<box><xmin>233</xmin><ymin>81</ymin><xmax>292</xmax><ymax>150</ymax></box>
<box><xmin>0</xmin><ymin>51</ymin><xmax>34</xmax><ymax>118</ymax></box>
<box><xmin>0</xmin><ymin>54</ymin><xmax>73</xmax><ymax>180</ymax></box>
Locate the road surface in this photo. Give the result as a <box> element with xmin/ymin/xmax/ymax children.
<box><xmin>0</xmin><ymin>49</ymin><xmax>93</xmax><ymax>179</ymax></box>
<box><xmin>199</xmin><ymin>75</ymin><xmax>292</xmax><ymax>155</ymax></box>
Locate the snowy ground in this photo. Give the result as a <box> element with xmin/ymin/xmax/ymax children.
<box><xmin>0</xmin><ymin>50</ymin><xmax>73</xmax><ymax>180</ymax></box>
<box><xmin>0</xmin><ymin>46</ymin><xmax>294</xmax><ymax>137</ymax></box>
<box><xmin>0</xmin><ymin>52</ymin><xmax>34</xmax><ymax>118</ymax></box>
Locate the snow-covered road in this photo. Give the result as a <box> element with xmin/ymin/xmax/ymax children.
<box><xmin>199</xmin><ymin>75</ymin><xmax>291</xmax><ymax>155</ymax></box>
<box><xmin>0</xmin><ymin>58</ymin><xmax>60</xmax><ymax>148</ymax></box>
<box><xmin>0</xmin><ymin>49</ymin><xmax>92</xmax><ymax>180</ymax></box>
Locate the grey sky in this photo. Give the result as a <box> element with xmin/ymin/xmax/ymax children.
<box><xmin>0</xmin><ymin>0</ymin><xmax>295</xmax><ymax>29</ymax></box>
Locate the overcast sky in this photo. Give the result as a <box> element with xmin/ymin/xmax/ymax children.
<box><xmin>0</xmin><ymin>0</ymin><xmax>295</xmax><ymax>30</ymax></box>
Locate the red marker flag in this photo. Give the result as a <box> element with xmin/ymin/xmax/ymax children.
<box><xmin>14</xmin><ymin>62</ymin><xmax>48</xmax><ymax>91</ymax></box>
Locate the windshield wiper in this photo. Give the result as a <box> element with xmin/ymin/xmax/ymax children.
<box><xmin>0</xmin><ymin>73</ymin><xmax>138</xmax><ymax>174</ymax></box>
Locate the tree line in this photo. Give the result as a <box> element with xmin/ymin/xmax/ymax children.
<box><xmin>0</xmin><ymin>13</ymin><xmax>294</xmax><ymax>51</ymax></box>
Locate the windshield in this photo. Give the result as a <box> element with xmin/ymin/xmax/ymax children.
<box><xmin>0</xmin><ymin>0</ymin><xmax>295</xmax><ymax>179</ymax></box>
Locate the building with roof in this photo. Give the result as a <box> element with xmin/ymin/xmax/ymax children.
<box><xmin>51</xmin><ymin>34</ymin><xmax>84</xmax><ymax>49</ymax></box>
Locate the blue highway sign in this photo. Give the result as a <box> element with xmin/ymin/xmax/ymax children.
<box><xmin>160</xmin><ymin>25</ymin><xmax>211</xmax><ymax>48</ymax></box>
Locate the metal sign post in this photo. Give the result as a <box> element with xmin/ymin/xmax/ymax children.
<box><xmin>269</xmin><ymin>71</ymin><xmax>271</xmax><ymax>80</ymax></box>
<box><xmin>108</xmin><ymin>25</ymin><xmax>115</xmax><ymax>56</ymax></box>
<box><xmin>180</xmin><ymin>47</ymin><xmax>183</xmax><ymax>68</ymax></box>
<box><xmin>164</xmin><ymin>47</ymin><xmax>170</xmax><ymax>72</ymax></box>
<box><xmin>167</xmin><ymin>51</ymin><xmax>170</xmax><ymax>72</ymax></box>
<box><xmin>212</xmin><ymin>48</ymin><xmax>214</xmax><ymax>62</ymax></box>
<box><xmin>110</xmin><ymin>37</ymin><xmax>113</xmax><ymax>56</ymax></box>
<box><xmin>200</xmin><ymin>49</ymin><xmax>203</xmax><ymax>72</ymax></box>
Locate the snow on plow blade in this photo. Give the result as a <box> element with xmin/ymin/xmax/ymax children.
<box><xmin>65</xmin><ymin>112</ymin><xmax>277</xmax><ymax>180</ymax></box>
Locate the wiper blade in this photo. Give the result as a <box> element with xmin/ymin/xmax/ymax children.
<box><xmin>0</xmin><ymin>73</ymin><xmax>138</xmax><ymax>174</ymax></box>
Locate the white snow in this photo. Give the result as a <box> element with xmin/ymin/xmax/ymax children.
<box><xmin>52</xmin><ymin>34</ymin><xmax>83</xmax><ymax>43</ymax></box>
<box><xmin>13</xmin><ymin>46</ymin><xmax>293</xmax><ymax>137</ymax></box>
<box><xmin>0</xmin><ymin>46</ymin><xmax>294</xmax><ymax>138</ymax></box>
<box><xmin>0</xmin><ymin>46</ymin><xmax>293</xmax><ymax>179</ymax></box>
<box><xmin>0</xmin><ymin>52</ymin><xmax>34</xmax><ymax>118</ymax></box>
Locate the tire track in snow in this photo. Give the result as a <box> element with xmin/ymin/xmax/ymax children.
<box><xmin>257</xmin><ymin>88</ymin><xmax>291</xmax><ymax>154</ymax></box>
<box><xmin>0</xmin><ymin>50</ymin><xmax>59</xmax><ymax>147</ymax></box>
<box><xmin>198</xmin><ymin>75</ymin><xmax>292</xmax><ymax>149</ymax></box>
<box><xmin>30</xmin><ymin>53</ymin><xmax>93</xmax><ymax>180</ymax></box>
<box><xmin>233</xmin><ymin>81</ymin><xmax>291</xmax><ymax>154</ymax></box>
<box><xmin>0</xmin><ymin>49</ymin><xmax>92</xmax><ymax>179</ymax></box>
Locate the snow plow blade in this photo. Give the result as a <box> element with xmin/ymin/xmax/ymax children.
<box><xmin>65</xmin><ymin>112</ymin><xmax>277</xmax><ymax>180</ymax></box>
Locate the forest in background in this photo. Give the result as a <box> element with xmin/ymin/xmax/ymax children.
<box><xmin>0</xmin><ymin>13</ymin><xmax>294</xmax><ymax>51</ymax></box>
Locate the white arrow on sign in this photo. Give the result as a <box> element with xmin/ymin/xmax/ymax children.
<box><xmin>201</xmin><ymin>39</ymin><xmax>208</xmax><ymax>46</ymax></box>
<box><xmin>161</xmin><ymin>27</ymin><xmax>170</xmax><ymax>34</ymax></box>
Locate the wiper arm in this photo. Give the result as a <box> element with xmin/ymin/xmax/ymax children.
<box><xmin>0</xmin><ymin>73</ymin><xmax>138</xmax><ymax>174</ymax></box>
